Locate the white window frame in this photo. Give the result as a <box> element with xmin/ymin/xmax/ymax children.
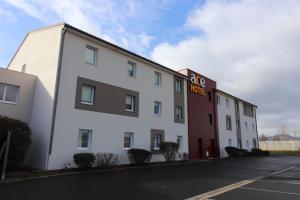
<box><xmin>177</xmin><ymin>135</ymin><xmax>183</xmax><ymax>149</ymax></box>
<box><xmin>154</xmin><ymin>101</ymin><xmax>162</xmax><ymax>116</ymax></box>
<box><xmin>154</xmin><ymin>71</ymin><xmax>162</xmax><ymax>86</ymax></box>
<box><xmin>77</xmin><ymin>129</ymin><xmax>92</xmax><ymax>150</ymax></box>
<box><xmin>153</xmin><ymin>134</ymin><xmax>161</xmax><ymax>150</ymax></box>
<box><xmin>176</xmin><ymin>106</ymin><xmax>183</xmax><ymax>119</ymax></box>
<box><xmin>127</xmin><ymin>61</ymin><xmax>136</xmax><ymax>78</ymax></box>
<box><xmin>125</xmin><ymin>95</ymin><xmax>135</xmax><ymax>112</ymax></box>
<box><xmin>175</xmin><ymin>80</ymin><xmax>181</xmax><ymax>93</ymax></box>
<box><xmin>0</xmin><ymin>83</ymin><xmax>19</xmax><ymax>105</ymax></box>
<box><xmin>85</xmin><ymin>44</ymin><xmax>98</xmax><ymax>65</ymax></box>
<box><xmin>81</xmin><ymin>85</ymin><xmax>95</xmax><ymax>105</ymax></box>
<box><xmin>124</xmin><ymin>132</ymin><xmax>134</xmax><ymax>150</ymax></box>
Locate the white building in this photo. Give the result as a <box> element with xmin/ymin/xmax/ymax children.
<box><xmin>217</xmin><ymin>90</ymin><xmax>258</xmax><ymax>157</ymax></box>
<box><xmin>5</xmin><ymin>23</ymin><xmax>189</xmax><ymax>170</ymax></box>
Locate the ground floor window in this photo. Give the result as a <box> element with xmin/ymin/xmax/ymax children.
<box><xmin>77</xmin><ymin>129</ymin><xmax>92</xmax><ymax>150</ymax></box>
<box><xmin>153</xmin><ymin>134</ymin><xmax>162</xmax><ymax>150</ymax></box>
<box><xmin>124</xmin><ymin>132</ymin><xmax>134</xmax><ymax>149</ymax></box>
<box><xmin>177</xmin><ymin>135</ymin><xmax>183</xmax><ymax>149</ymax></box>
<box><xmin>228</xmin><ymin>138</ymin><xmax>232</xmax><ymax>146</ymax></box>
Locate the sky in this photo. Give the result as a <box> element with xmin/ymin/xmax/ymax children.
<box><xmin>1</xmin><ymin>0</ymin><xmax>300</xmax><ymax>136</ymax></box>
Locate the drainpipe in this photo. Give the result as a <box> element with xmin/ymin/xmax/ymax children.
<box><xmin>46</xmin><ymin>26</ymin><xmax>67</xmax><ymax>169</ymax></box>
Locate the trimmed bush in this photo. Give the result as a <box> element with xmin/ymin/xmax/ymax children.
<box><xmin>160</xmin><ymin>142</ymin><xmax>179</xmax><ymax>162</ymax></box>
<box><xmin>251</xmin><ymin>148</ymin><xmax>269</xmax><ymax>156</ymax></box>
<box><xmin>95</xmin><ymin>153</ymin><xmax>119</xmax><ymax>169</ymax></box>
<box><xmin>225</xmin><ymin>146</ymin><xmax>240</xmax><ymax>157</ymax></box>
<box><xmin>0</xmin><ymin>116</ymin><xmax>31</xmax><ymax>169</ymax></box>
<box><xmin>127</xmin><ymin>148</ymin><xmax>152</xmax><ymax>165</ymax></box>
<box><xmin>178</xmin><ymin>152</ymin><xmax>189</xmax><ymax>161</ymax></box>
<box><xmin>240</xmin><ymin>149</ymin><xmax>249</xmax><ymax>157</ymax></box>
<box><xmin>73</xmin><ymin>153</ymin><xmax>95</xmax><ymax>169</ymax></box>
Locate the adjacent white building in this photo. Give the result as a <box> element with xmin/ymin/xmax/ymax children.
<box><xmin>217</xmin><ymin>90</ymin><xmax>258</xmax><ymax>157</ymax></box>
<box><xmin>6</xmin><ymin>23</ymin><xmax>189</xmax><ymax>170</ymax></box>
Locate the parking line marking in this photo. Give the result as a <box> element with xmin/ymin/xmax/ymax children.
<box><xmin>258</xmin><ymin>179</ymin><xmax>300</xmax><ymax>185</ymax></box>
<box><xmin>240</xmin><ymin>186</ymin><xmax>300</xmax><ymax>196</ymax></box>
<box><xmin>186</xmin><ymin>166</ymin><xmax>296</xmax><ymax>200</ymax></box>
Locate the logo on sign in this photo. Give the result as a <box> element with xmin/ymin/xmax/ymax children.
<box><xmin>190</xmin><ymin>74</ymin><xmax>206</xmax><ymax>96</ymax></box>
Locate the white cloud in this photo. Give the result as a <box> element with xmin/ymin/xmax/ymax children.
<box><xmin>151</xmin><ymin>0</ymin><xmax>300</xmax><ymax>135</ymax></box>
<box><xmin>4</xmin><ymin>0</ymin><xmax>170</xmax><ymax>55</ymax></box>
<box><xmin>0</xmin><ymin>6</ymin><xmax>17</xmax><ymax>23</ymax></box>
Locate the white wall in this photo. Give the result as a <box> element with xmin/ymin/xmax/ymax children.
<box><xmin>8</xmin><ymin>26</ymin><xmax>63</xmax><ymax>169</ymax></box>
<box><xmin>217</xmin><ymin>93</ymin><xmax>238</xmax><ymax>157</ymax></box>
<box><xmin>48</xmin><ymin>31</ymin><xmax>188</xmax><ymax>169</ymax></box>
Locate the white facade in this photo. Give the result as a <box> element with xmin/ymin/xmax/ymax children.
<box><xmin>217</xmin><ymin>91</ymin><xmax>258</xmax><ymax>157</ymax></box>
<box><xmin>7</xmin><ymin>24</ymin><xmax>189</xmax><ymax>170</ymax></box>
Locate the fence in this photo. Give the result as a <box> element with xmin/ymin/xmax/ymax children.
<box><xmin>259</xmin><ymin>140</ymin><xmax>300</xmax><ymax>151</ymax></box>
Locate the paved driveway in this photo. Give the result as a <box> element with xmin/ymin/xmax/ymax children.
<box><xmin>0</xmin><ymin>156</ymin><xmax>299</xmax><ymax>200</ymax></box>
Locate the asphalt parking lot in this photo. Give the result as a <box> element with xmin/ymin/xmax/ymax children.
<box><xmin>0</xmin><ymin>155</ymin><xmax>299</xmax><ymax>200</ymax></box>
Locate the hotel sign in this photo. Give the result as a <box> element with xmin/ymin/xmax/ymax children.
<box><xmin>190</xmin><ymin>73</ymin><xmax>206</xmax><ymax>96</ymax></box>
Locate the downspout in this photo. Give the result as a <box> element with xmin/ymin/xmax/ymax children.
<box><xmin>46</xmin><ymin>26</ymin><xmax>67</xmax><ymax>169</ymax></box>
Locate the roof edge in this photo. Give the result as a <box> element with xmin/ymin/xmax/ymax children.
<box><xmin>217</xmin><ymin>89</ymin><xmax>257</xmax><ymax>108</ymax></box>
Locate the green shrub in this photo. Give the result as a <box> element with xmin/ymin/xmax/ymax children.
<box><xmin>0</xmin><ymin>116</ymin><xmax>31</xmax><ymax>169</ymax></box>
<box><xmin>127</xmin><ymin>149</ymin><xmax>152</xmax><ymax>165</ymax></box>
<box><xmin>73</xmin><ymin>153</ymin><xmax>95</xmax><ymax>169</ymax></box>
<box><xmin>95</xmin><ymin>153</ymin><xmax>119</xmax><ymax>169</ymax></box>
<box><xmin>160</xmin><ymin>142</ymin><xmax>179</xmax><ymax>162</ymax></box>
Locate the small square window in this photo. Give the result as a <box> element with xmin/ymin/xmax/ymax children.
<box><xmin>177</xmin><ymin>136</ymin><xmax>183</xmax><ymax>149</ymax></box>
<box><xmin>175</xmin><ymin>80</ymin><xmax>181</xmax><ymax>93</ymax></box>
<box><xmin>176</xmin><ymin>106</ymin><xmax>183</xmax><ymax>119</ymax></box>
<box><xmin>154</xmin><ymin>101</ymin><xmax>161</xmax><ymax>116</ymax></box>
<box><xmin>0</xmin><ymin>84</ymin><xmax>19</xmax><ymax>104</ymax></box>
<box><xmin>226</xmin><ymin>115</ymin><xmax>232</xmax><ymax>130</ymax></box>
<box><xmin>77</xmin><ymin>129</ymin><xmax>92</xmax><ymax>150</ymax></box>
<box><xmin>81</xmin><ymin>85</ymin><xmax>95</xmax><ymax>105</ymax></box>
<box><xmin>154</xmin><ymin>71</ymin><xmax>162</xmax><ymax>86</ymax></box>
<box><xmin>124</xmin><ymin>132</ymin><xmax>134</xmax><ymax>149</ymax></box>
<box><xmin>127</xmin><ymin>61</ymin><xmax>136</xmax><ymax>78</ymax></box>
<box><xmin>125</xmin><ymin>95</ymin><xmax>135</xmax><ymax>112</ymax></box>
<box><xmin>85</xmin><ymin>45</ymin><xmax>98</xmax><ymax>65</ymax></box>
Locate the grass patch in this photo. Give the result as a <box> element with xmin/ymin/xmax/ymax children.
<box><xmin>269</xmin><ymin>151</ymin><xmax>300</xmax><ymax>156</ymax></box>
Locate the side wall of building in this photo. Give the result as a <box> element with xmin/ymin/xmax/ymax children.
<box><xmin>7</xmin><ymin>26</ymin><xmax>63</xmax><ymax>169</ymax></box>
<box><xmin>48</xmin><ymin>31</ymin><xmax>189</xmax><ymax>169</ymax></box>
<box><xmin>0</xmin><ymin>68</ymin><xmax>36</xmax><ymax>123</ymax></box>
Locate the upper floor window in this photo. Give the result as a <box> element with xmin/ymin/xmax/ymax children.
<box><xmin>208</xmin><ymin>91</ymin><xmax>212</xmax><ymax>102</ymax></box>
<box><xmin>81</xmin><ymin>85</ymin><xmax>95</xmax><ymax>105</ymax></box>
<box><xmin>236</xmin><ymin>120</ymin><xmax>240</xmax><ymax>129</ymax></box>
<box><xmin>235</xmin><ymin>102</ymin><xmax>239</xmax><ymax>111</ymax></box>
<box><xmin>245</xmin><ymin>122</ymin><xmax>248</xmax><ymax>131</ymax></box>
<box><xmin>175</xmin><ymin>106</ymin><xmax>183</xmax><ymax>119</ymax></box>
<box><xmin>217</xmin><ymin>95</ymin><xmax>220</xmax><ymax>105</ymax></box>
<box><xmin>85</xmin><ymin>45</ymin><xmax>98</xmax><ymax>65</ymax></box>
<box><xmin>154</xmin><ymin>71</ymin><xmax>162</xmax><ymax>86</ymax></box>
<box><xmin>127</xmin><ymin>61</ymin><xmax>136</xmax><ymax>78</ymax></box>
<box><xmin>175</xmin><ymin>80</ymin><xmax>182</xmax><ymax>93</ymax></box>
<box><xmin>154</xmin><ymin>101</ymin><xmax>162</xmax><ymax>116</ymax></box>
<box><xmin>243</xmin><ymin>104</ymin><xmax>254</xmax><ymax>117</ymax></box>
<box><xmin>0</xmin><ymin>84</ymin><xmax>19</xmax><ymax>104</ymax></box>
<box><xmin>77</xmin><ymin>129</ymin><xmax>92</xmax><ymax>150</ymax></box>
<box><xmin>252</xmin><ymin>123</ymin><xmax>255</xmax><ymax>133</ymax></box>
<box><xmin>226</xmin><ymin>98</ymin><xmax>229</xmax><ymax>108</ymax></box>
<box><xmin>226</xmin><ymin>115</ymin><xmax>232</xmax><ymax>130</ymax></box>
<box><xmin>125</xmin><ymin>95</ymin><xmax>135</xmax><ymax>112</ymax></box>
<box><xmin>124</xmin><ymin>132</ymin><xmax>134</xmax><ymax>149</ymax></box>
<box><xmin>177</xmin><ymin>135</ymin><xmax>183</xmax><ymax>149</ymax></box>
<box><xmin>209</xmin><ymin>113</ymin><xmax>213</xmax><ymax>125</ymax></box>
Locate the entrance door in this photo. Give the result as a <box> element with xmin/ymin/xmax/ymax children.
<box><xmin>198</xmin><ymin>138</ymin><xmax>203</xmax><ymax>159</ymax></box>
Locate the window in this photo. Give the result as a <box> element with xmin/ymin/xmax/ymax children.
<box><xmin>125</xmin><ymin>95</ymin><xmax>135</xmax><ymax>112</ymax></box>
<box><xmin>217</xmin><ymin>95</ymin><xmax>220</xmax><ymax>105</ymax></box>
<box><xmin>228</xmin><ymin>139</ymin><xmax>232</xmax><ymax>146</ymax></box>
<box><xmin>246</xmin><ymin>140</ymin><xmax>249</xmax><ymax>149</ymax></box>
<box><xmin>252</xmin><ymin>123</ymin><xmax>255</xmax><ymax>133</ymax></box>
<box><xmin>208</xmin><ymin>91</ymin><xmax>212</xmax><ymax>102</ymax></box>
<box><xmin>226</xmin><ymin>99</ymin><xmax>229</xmax><ymax>108</ymax></box>
<box><xmin>154</xmin><ymin>101</ymin><xmax>162</xmax><ymax>116</ymax></box>
<box><xmin>81</xmin><ymin>85</ymin><xmax>95</xmax><ymax>105</ymax></box>
<box><xmin>243</xmin><ymin>104</ymin><xmax>254</xmax><ymax>117</ymax></box>
<box><xmin>175</xmin><ymin>80</ymin><xmax>182</xmax><ymax>93</ymax></box>
<box><xmin>0</xmin><ymin>84</ymin><xmax>19</xmax><ymax>104</ymax></box>
<box><xmin>253</xmin><ymin>138</ymin><xmax>257</xmax><ymax>149</ymax></box>
<box><xmin>175</xmin><ymin>106</ymin><xmax>183</xmax><ymax>119</ymax></box>
<box><xmin>77</xmin><ymin>129</ymin><xmax>92</xmax><ymax>150</ymax></box>
<box><xmin>238</xmin><ymin>139</ymin><xmax>242</xmax><ymax>149</ymax></box>
<box><xmin>245</xmin><ymin>122</ymin><xmax>248</xmax><ymax>131</ymax></box>
<box><xmin>236</xmin><ymin>120</ymin><xmax>240</xmax><ymax>129</ymax></box>
<box><xmin>235</xmin><ymin>102</ymin><xmax>239</xmax><ymax>111</ymax></box>
<box><xmin>85</xmin><ymin>45</ymin><xmax>98</xmax><ymax>65</ymax></box>
<box><xmin>127</xmin><ymin>61</ymin><xmax>136</xmax><ymax>78</ymax></box>
<box><xmin>153</xmin><ymin>134</ymin><xmax>162</xmax><ymax>150</ymax></box>
<box><xmin>177</xmin><ymin>136</ymin><xmax>183</xmax><ymax>149</ymax></box>
<box><xmin>124</xmin><ymin>132</ymin><xmax>134</xmax><ymax>149</ymax></box>
<box><xmin>154</xmin><ymin>71</ymin><xmax>162</xmax><ymax>86</ymax></box>
<box><xmin>209</xmin><ymin>113</ymin><xmax>213</xmax><ymax>125</ymax></box>
<box><xmin>226</xmin><ymin>115</ymin><xmax>232</xmax><ymax>130</ymax></box>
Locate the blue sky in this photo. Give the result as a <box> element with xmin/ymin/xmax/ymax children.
<box><xmin>1</xmin><ymin>0</ymin><xmax>300</xmax><ymax>136</ymax></box>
